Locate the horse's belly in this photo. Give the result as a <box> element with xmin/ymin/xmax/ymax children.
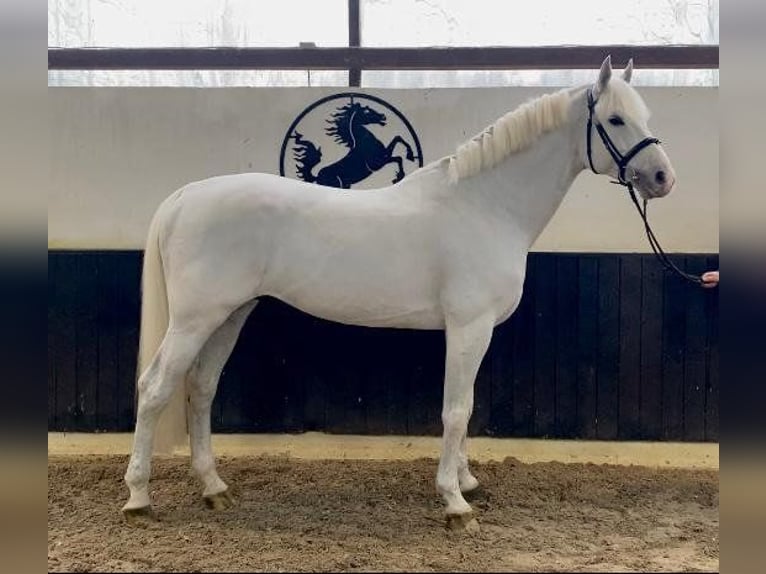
<box><xmin>275</xmin><ymin>291</ymin><xmax>446</xmax><ymax>330</ymax></box>
<box><xmin>266</xmin><ymin>253</ymin><xmax>445</xmax><ymax>329</ymax></box>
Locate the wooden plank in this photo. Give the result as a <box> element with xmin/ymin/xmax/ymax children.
<box><xmin>251</xmin><ymin>299</ymin><xmax>292</xmax><ymax>432</ymax></box>
<box><xmin>532</xmin><ymin>254</ymin><xmax>557</xmax><ymax>437</ymax></box>
<box><xmin>577</xmin><ymin>256</ymin><xmax>599</xmax><ymax>438</ymax></box>
<box><xmin>683</xmin><ymin>256</ymin><xmax>709</xmax><ymax>441</ymax></box>
<box><xmin>360</xmin><ymin>328</ymin><xmax>393</xmax><ymax>435</ymax></box>
<box><xmin>661</xmin><ymin>257</ymin><xmax>687</xmax><ymax>440</ymax></box>
<box><xmin>54</xmin><ymin>253</ymin><xmax>79</xmax><ymax>431</ymax></box>
<box><xmin>49</xmin><ymin>45</ymin><xmax>719</xmax><ymax>71</ymax></box>
<box><xmin>469</xmin><ymin>338</ymin><xmax>492</xmax><ymax>436</ymax></box>
<box><xmin>47</xmin><ymin>254</ymin><xmax>60</xmax><ymax>429</ymax></box>
<box><xmin>488</xmin><ymin>320</ymin><xmax>514</xmax><ymax>436</ymax></box>
<box><xmin>576</xmin><ymin>256</ymin><xmax>599</xmax><ymax>439</ymax></box>
<box><xmin>95</xmin><ymin>253</ymin><xmax>120</xmax><ymax>431</ymax></box>
<box><xmin>116</xmin><ymin>251</ymin><xmax>141</xmax><ymax>431</ymax></box>
<box><xmin>301</xmin><ymin>314</ymin><xmax>329</xmax><ymax>432</ymax></box>
<box><xmin>281</xmin><ymin>309</ymin><xmax>311</xmax><ymax>433</ymax></box>
<box><xmin>596</xmin><ymin>256</ymin><xmax>620</xmax><ymax>440</ymax></box>
<box><xmin>705</xmin><ymin>255</ymin><xmax>719</xmax><ymax>441</ymax></box>
<box><xmin>324</xmin><ymin>321</ymin><xmax>367</xmax><ymax>434</ymax></box>
<box><xmin>214</xmin><ymin>312</ymin><xmax>248</xmax><ymax>432</ymax></box>
<box><xmin>640</xmin><ymin>257</ymin><xmax>664</xmax><ymax>439</ymax></box>
<box><xmin>618</xmin><ymin>256</ymin><xmax>642</xmax><ymax>439</ymax></box>
<box><xmin>407</xmin><ymin>330</ymin><xmax>444</xmax><ymax>436</ymax></box>
<box><xmin>75</xmin><ymin>253</ymin><xmax>100</xmax><ymax>430</ymax></box>
<box><xmin>511</xmin><ymin>258</ymin><xmax>536</xmax><ymax>437</ymax></box>
<box><xmin>555</xmin><ymin>256</ymin><xmax>578</xmax><ymax>438</ymax></box>
<box><xmin>220</xmin><ymin>305</ymin><xmax>262</xmax><ymax>432</ymax></box>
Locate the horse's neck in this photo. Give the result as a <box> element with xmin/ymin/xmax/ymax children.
<box><xmin>351</xmin><ymin>123</ymin><xmax>374</xmax><ymax>145</ymax></box>
<box><xmin>455</xmin><ymin>95</ymin><xmax>586</xmax><ymax>250</ymax></box>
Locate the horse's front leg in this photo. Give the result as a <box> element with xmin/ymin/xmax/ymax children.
<box><xmin>386</xmin><ymin>136</ymin><xmax>415</xmax><ymax>161</ymax></box>
<box><xmin>383</xmin><ymin>156</ymin><xmax>406</xmax><ymax>183</ymax></box>
<box><xmin>437</xmin><ymin>314</ymin><xmax>493</xmax><ymax>529</ymax></box>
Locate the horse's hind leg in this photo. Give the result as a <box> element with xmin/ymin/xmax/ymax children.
<box><xmin>187</xmin><ymin>300</ymin><xmax>257</xmax><ymax>510</ymax></box>
<box><xmin>122</xmin><ymin>315</ymin><xmax>226</xmax><ymax>520</ymax></box>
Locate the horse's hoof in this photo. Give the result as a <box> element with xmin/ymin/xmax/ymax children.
<box><xmin>446</xmin><ymin>511</ymin><xmax>480</xmax><ymax>532</ymax></box>
<box><xmin>203</xmin><ymin>488</ymin><xmax>235</xmax><ymax>510</ymax></box>
<box><xmin>122</xmin><ymin>506</ymin><xmax>156</xmax><ymax>525</ymax></box>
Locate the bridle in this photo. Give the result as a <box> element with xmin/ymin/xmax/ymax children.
<box><xmin>585</xmin><ymin>87</ymin><xmax>703</xmax><ymax>285</ymax></box>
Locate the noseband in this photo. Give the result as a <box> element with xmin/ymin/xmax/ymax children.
<box><xmin>585</xmin><ymin>87</ymin><xmax>703</xmax><ymax>286</ymax></box>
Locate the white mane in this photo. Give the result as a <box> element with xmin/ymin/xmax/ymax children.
<box><xmin>447</xmin><ymin>89</ymin><xmax>573</xmax><ymax>183</ymax></box>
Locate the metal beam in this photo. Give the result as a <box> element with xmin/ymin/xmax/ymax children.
<box><xmin>348</xmin><ymin>0</ymin><xmax>361</xmax><ymax>86</ymax></box>
<box><xmin>48</xmin><ymin>45</ymin><xmax>719</xmax><ymax>71</ymax></box>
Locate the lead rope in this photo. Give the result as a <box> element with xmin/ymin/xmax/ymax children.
<box><xmin>587</xmin><ymin>88</ymin><xmax>703</xmax><ymax>286</ymax></box>
<box><xmin>621</xmin><ymin>181</ymin><xmax>704</xmax><ymax>285</ymax></box>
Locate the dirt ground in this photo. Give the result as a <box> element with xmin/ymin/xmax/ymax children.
<box><xmin>48</xmin><ymin>455</ymin><xmax>718</xmax><ymax>572</ymax></box>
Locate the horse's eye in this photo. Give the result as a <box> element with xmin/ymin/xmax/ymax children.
<box><xmin>609</xmin><ymin>115</ymin><xmax>625</xmax><ymax>126</ymax></box>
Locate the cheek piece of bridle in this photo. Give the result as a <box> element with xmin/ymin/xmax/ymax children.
<box><xmin>586</xmin><ymin>88</ymin><xmax>704</xmax><ymax>285</ymax></box>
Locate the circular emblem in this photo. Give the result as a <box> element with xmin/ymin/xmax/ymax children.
<box><xmin>280</xmin><ymin>92</ymin><xmax>423</xmax><ymax>190</ymax></box>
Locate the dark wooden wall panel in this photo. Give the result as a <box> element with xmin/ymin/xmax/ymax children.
<box><xmin>48</xmin><ymin>251</ymin><xmax>720</xmax><ymax>441</ymax></box>
<box><xmin>532</xmin><ymin>255</ymin><xmax>557</xmax><ymax>437</ymax></box>
<box><xmin>95</xmin><ymin>253</ymin><xmax>120</xmax><ymax>430</ymax></box>
<box><xmin>705</xmin><ymin>255</ymin><xmax>719</xmax><ymax>441</ymax></box>
<box><xmin>618</xmin><ymin>256</ymin><xmax>642</xmax><ymax>439</ymax></box>
<box><xmin>554</xmin><ymin>256</ymin><xmax>578</xmax><ymax>437</ymax></box>
<box><xmin>511</xmin><ymin>257</ymin><xmax>536</xmax><ymax>437</ymax></box>
<box><xmin>640</xmin><ymin>258</ymin><xmax>665</xmax><ymax>439</ymax></box>
<box><xmin>52</xmin><ymin>253</ymin><xmax>79</xmax><ymax>430</ymax></box>
<box><xmin>115</xmin><ymin>254</ymin><xmax>141</xmax><ymax>430</ymax></box>
<box><xmin>662</xmin><ymin>255</ymin><xmax>687</xmax><ymax>440</ymax></box>
<box><xmin>683</xmin><ymin>256</ymin><xmax>709</xmax><ymax>441</ymax></box>
<box><xmin>576</xmin><ymin>257</ymin><xmax>599</xmax><ymax>439</ymax></box>
<box><xmin>596</xmin><ymin>256</ymin><xmax>620</xmax><ymax>440</ymax></box>
<box><xmin>75</xmin><ymin>254</ymin><xmax>100</xmax><ymax>429</ymax></box>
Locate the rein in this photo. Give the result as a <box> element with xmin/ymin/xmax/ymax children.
<box><xmin>586</xmin><ymin>88</ymin><xmax>703</xmax><ymax>286</ymax></box>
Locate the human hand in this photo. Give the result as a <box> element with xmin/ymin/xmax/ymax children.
<box><xmin>701</xmin><ymin>270</ymin><xmax>719</xmax><ymax>288</ymax></box>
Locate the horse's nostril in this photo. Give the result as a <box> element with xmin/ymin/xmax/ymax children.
<box><xmin>655</xmin><ymin>170</ymin><xmax>666</xmax><ymax>184</ymax></box>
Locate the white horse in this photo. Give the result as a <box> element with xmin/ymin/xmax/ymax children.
<box><xmin>123</xmin><ymin>56</ymin><xmax>676</xmax><ymax>527</ymax></box>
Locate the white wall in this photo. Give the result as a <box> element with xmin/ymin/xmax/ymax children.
<box><xmin>47</xmin><ymin>86</ymin><xmax>718</xmax><ymax>252</ymax></box>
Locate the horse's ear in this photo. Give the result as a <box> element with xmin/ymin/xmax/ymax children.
<box><xmin>622</xmin><ymin>58</ymin><xmax>634</xmax><ymax>83</ymax></box>
<box><xmin>593</xmin><ymin>55</ymin><xmax>612</xmax><ymax>98</ymax></box>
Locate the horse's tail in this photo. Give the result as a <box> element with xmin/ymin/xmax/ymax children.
<box><xmin>137</xmin><ymin>189</ymin><xmax>187</xmax><ymax>454</ymax></box>
<box><xmin>293</xmin><ymin>131</ymin><xmax>322</xmax><ymax>183</ymax></box>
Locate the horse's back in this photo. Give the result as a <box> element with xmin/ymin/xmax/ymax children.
<box><xmin>159</xmin><ymin>170</ymin><xmax>452</xmax><ymax>327</ymax></box>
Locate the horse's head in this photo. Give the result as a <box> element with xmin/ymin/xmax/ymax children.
<box><xmin>353</xmin><ymin>103</ymin><xmax>387</xmax><ymax>127</ymax></box>
<box><xmin>585</xmin><ymin>56</ymin><xmax>676</xmax><ymax>200</ymax></box>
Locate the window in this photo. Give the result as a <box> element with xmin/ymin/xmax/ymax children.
<box><xmin>361</xmin><ymin>0</ymin><xmax>718</xmax><ymax>47</ymax></box>
<box><xmin>48</xmin><ymin>0</ymin><xmax>718</xmax><ymax>87</ymax></box>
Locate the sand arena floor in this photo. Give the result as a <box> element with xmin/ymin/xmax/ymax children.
<box><xmin>48</xmin><ymin>454</ymin><xmax>718</xmax><ymax>572</ymax></box>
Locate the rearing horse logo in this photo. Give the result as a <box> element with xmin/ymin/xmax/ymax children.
<box><xmin>280</xmin><ymin>93</ymin><xmax>423</xmax><ymax>189</ymax></box>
